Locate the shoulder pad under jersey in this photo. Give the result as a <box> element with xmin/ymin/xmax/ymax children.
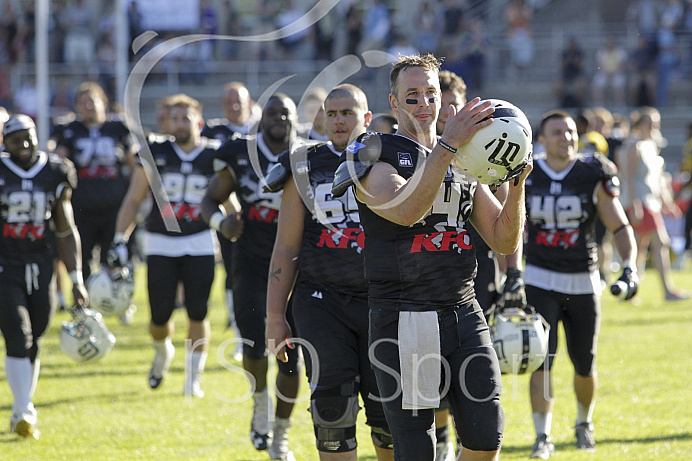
<box><xmin>331</xmin><ymin>160</ymin><xmax>372</xmax><ymax>198</ymax></box>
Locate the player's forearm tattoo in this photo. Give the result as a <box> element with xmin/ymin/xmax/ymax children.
<box><xmin>270</xmin><ymin>263</ymin><xmax>281</xmax><ymax>283</ymax></box>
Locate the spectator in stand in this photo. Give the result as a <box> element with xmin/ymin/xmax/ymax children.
<box><xmin>20</xmin><ymin>1</ymin><xmax>35</xmax><ymax>63</ymax></box>
<box><xmin>357</xmin><ymin>0</ymin><xmax>391</xmax><ymax>53</ymax></box>
<box><xmin>48</xmin><ymin>1</ymin><xmax>66</xmax><ymax>63</ymax></box>
<box><xmin>219</xmin><ymin>0</ymin><xmax>242</xmax><ymax>60</ymax></box>
<box><xmin>127</xmin><ymin>1</ymin><xmax>143</xmax><ymax>56</ymax></box>
<box><xmin>458</xmin><ymin>17</ymin><xmax>491</xmax><ymax>93</ymax></box>
<box><xmin>314</xmin><ymin>2</ymin><xmax>337</xmax><ymax>60</ymax></box>
<box><xmin>276</xmin><ymin>0</ymin><xmax>311</xmax><ymax>60</ymax></box>
<box><xmin>250</xmin><ymin>0</ymin><xmax>279</xmax><ymax>62</ymax></box>
<box><xmin>416</xmin><ymin>0</ymin><xmax>438</xmax><ymax>54</ymax></box>
<box><xmin>592</xmin><ymin>38</ymin><xmax>627</xmax><ymax>108</ymax></box>
<box><xmin>61</xmin><ymin>0</ymin><xmax>95</xmax><ymax>65</ymax></box>
<box><xmin>13</xmin><ymin>77</ymin><xmax>38</xmax><ymax>120</ymax></box>
<box><xmin>555</xmin><ymin>36</ymin><xmax>588</xmax><ymax>108</ymax></box>
<box><xmin>437</xmin><ymin>0</ymin><xmax>465</xmax><ymax>56</ymax></box>
<box><xmin>628</xmin><ymin>35</ymin><xmax>657</xmax><ymax>107</ymax></box>
<box><xmin>504</xmin><ymin>0</ymin><xmax>534</xmax><ymax>77</ymax></box>
<box><xmin>626</xmin><ymin>0</ymin><xmax>662</xmax><ymax>42</ymax></box>
<box><xmin>682</xmin><ymin>0</ymin><xmax>692</xmax><ymax>77</ymax></box>
<box><xmin>346</xmin><ymin>4</ymin><xmax>363</xmax><ymax>55</ymax></box>
<box><xmin>655</xmin><ymin>14</ymin><xmax>680</xmax><ymax>107</ymax></box>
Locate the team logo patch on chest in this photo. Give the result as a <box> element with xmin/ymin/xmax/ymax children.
<box><xmin>398</xmin><ymin>152</ymin><xmax>413</xmax><ymax>167</ymax></box>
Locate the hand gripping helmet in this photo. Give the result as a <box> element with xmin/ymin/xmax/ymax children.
<box><xmin>453</xmin><ymin>99</ymin><xmax>533</xmax><ymax>189</ymax></box>
<box><xmin>60</xmin><ymin>308</ymin><xmax>116</xmax><ymax>362</ymax></box>
<box><xmin>87</xmin><ymin>265</ymin><xmax>135</xmax><ymax>316</ymax></box>
<box><xmin>491</xmin><ymin>306</ymin><xmax>549</xmax><ymax>375</ymax></box>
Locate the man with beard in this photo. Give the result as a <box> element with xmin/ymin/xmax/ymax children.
<box><xmin>201</xmin><ymin>93</ymin><xmax>304</xmax><ymax>461</ymax></box>
<box><xmin>111</xmin><ymin>94</ymin><xmax>224</xmax><ymax>398</ymax></box>
<box><xmin>0</xmin><ymin>115</ymin><xmax>88</xmax><ymax>438</ymax></box>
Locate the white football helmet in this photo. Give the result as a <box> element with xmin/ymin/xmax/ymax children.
<box><xmin>453</xmin><ymin>99</ymin><xmax>533</xmax><ymax>189</ymax></box>
<box><xmin>87</xmin><ymin>265</ymin><xmax>135</xmax><ymax>316</ymax></box>
<box><xmin>491</xmin><ymin>306</ymin><xmax>549</xmax><ymax>375</ymax></box>
<box><xmin>61</xmin><ymin>308</ymin><xmax>116</xmax><ymax>362</ymax></box>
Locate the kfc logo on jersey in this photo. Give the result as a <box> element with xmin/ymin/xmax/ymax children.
<box><xmin>410</xmin><ymin>231</ymin><xmax>472</xmax><ymax>253</ymax></box>
<box><xmin>398</xmin><ymin>153</ymin><xmax>413</xmax><ymax>167</ymax></box>
<box><xmin>247</xmin><ymin>204</ymin><xmax>279</xmax><ymax>223</ymax></box>
<box><xmin>317</xmin><ymin>227</ymin><xmax>365</xmax><ymax>251</ymax></box>
<box><xmin>535</xmin><ymin>229</ymin><xmax>579</xmax><ymax>248</ymax></box>
<box><xmin>3</xmin><ymin>222</ymin><xmax>47</xmax><ymax>240</ymax></box>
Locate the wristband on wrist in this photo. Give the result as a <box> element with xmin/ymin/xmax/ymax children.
<box><xmin>69</xmin><ymin>270</ymin><xmax>84</xmax><ymax>285</ymax></box>
<box><xmin>209</xmin><ymin>211</ymin><xmax>225</xmax><ymax>232</ymax></box>
<box><xmin>437</xmin><ymin>139</ymin><xmax>458</xmax><ymax>154</ymax></box>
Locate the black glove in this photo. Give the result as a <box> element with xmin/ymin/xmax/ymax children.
<box><xmin>610</xmin><ymin>267</ymin><xmax>639</xmax><ymax>300</ymax></box>
<box><xmin>501</xmin><ymin>268</ymin><xmax>527</xmax><ymax>310</ymax></box>
<box><xmin>107</xmin><ymin>236</ymin><xmax>129</xmax><ymax>268</ymax></box>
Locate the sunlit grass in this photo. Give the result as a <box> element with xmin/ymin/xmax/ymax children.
<box><xmin>1</xmin><ymin>263</ymin><xmax>691</xmax><ymax>460</ymax></box>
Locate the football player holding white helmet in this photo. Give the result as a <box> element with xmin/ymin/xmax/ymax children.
<box><xmin>453</xmin><ymin>99</ymin><xmax>533</xmax><ymax>190</ymax></box>
<box><xmin>60</xmin><ymin>307</ymin><xmax>116</xmax><ymax>362</ymax></box>
<box><xmin>491</xmin><ymin>306</ymin><xmax>549</xmax><ymax>375</ymax></box>
<box><xmin>86</xmin><ymin>265</ymin><xmax>135</xmax><ymax>316</ymax></box>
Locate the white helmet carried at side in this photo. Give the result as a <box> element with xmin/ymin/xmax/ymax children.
<box><xmin>453</xmin><ymin>99</ymin><xmax>533</xmax><ymax>189</ymax></box>
<box><xmin>60</xmin><ymin>308</ymin><xmax>116</xmax><ymax>362</ymax></box>
<box><xmin>87</xmin><ymin>265</ymin><xmax>134</xmax><ymax>316</ymax></box>
<box><xmin>491</xmin><ymin>306</ymin><xmax>549</xmax><ymax>375</ymax></box>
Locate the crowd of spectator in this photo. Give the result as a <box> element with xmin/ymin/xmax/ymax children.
<box><xmin>3</xmin><ymin>0</ymin><xmax>692</xmax><ymax>117</ymax></box>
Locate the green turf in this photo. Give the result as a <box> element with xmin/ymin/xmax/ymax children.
<box><xmin>1</xmin><ymin>263</ymin><xmax>691</xmax><ymax>460</ymax></box>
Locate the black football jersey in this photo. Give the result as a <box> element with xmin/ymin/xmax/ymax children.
<box><xmin>0</xmin><ymin>151</ymin><xmax>77</xmax><ymax>262</ymax></box>
<box><xmin>53</xmin><ymin>119</ymin><xmax>135</xmax><ymax>211</ymax></box>
<box><xmin>214</xmin><ymin>134</ymin><xmax>289</xmax><ymax>262</ymax></box>
<box><xmin>343</xmin><ymin>132</ymin><xmax>478</xmax><ymax>311</ymax></box>
<box><xmin>524</xmin><ymin>153</ymin><xmax>618</xmax><ymax>273</ymax></box>
<box><xmin>279</xmin><ymin>142</ymin><xmax>368</xmax><ymax>296</ymax></box>
<box><xmin>143</xmin><ymin>137</ymin><xmax>221</xmax><ymax>237</ymax></box>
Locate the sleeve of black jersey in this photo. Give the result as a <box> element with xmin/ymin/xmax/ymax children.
<box><xmin>587</xmin><ymin>152</ymin><xmax>620</xmax><ymax>197</ymax></box>
<box><xmin>60</xmin><ymin>157</ymin><xmax>78</xmax><ymax>190</ymax></box>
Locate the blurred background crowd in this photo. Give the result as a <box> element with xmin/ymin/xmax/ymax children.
<box><xmin>2</xmin><ymin>0</ymin><xmax>692</xmax><ymax>260</ymax></box>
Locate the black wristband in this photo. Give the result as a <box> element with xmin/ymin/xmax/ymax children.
<box><xmin>613</xmin><ymin>223</ymin><xmax>630</xmax><ymax>234</ymax></box>
<box><xmin>437</xmin><ymin>139</ymin><xmax>457</xmax><ymax>154</ymax></box>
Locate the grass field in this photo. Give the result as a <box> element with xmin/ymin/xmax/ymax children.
<box><xmin>1</xmin><ymin>262</ymin><xmax>692</xmax><ymax>460</ymax></box>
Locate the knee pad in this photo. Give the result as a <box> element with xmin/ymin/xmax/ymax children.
<box><xmin>311</xmin><ymin>381</ymin><xmax>361</xmax><ymax>453</ymax></box>
<box><xmin>458</xmin><ymin>400</ymin><xmax>504</xmax><ymax>452</ymax></box>
<box><xmin>370</xmin><ymin>425</ymin><xmax>393</xmax><ymax>450</ymax></box>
